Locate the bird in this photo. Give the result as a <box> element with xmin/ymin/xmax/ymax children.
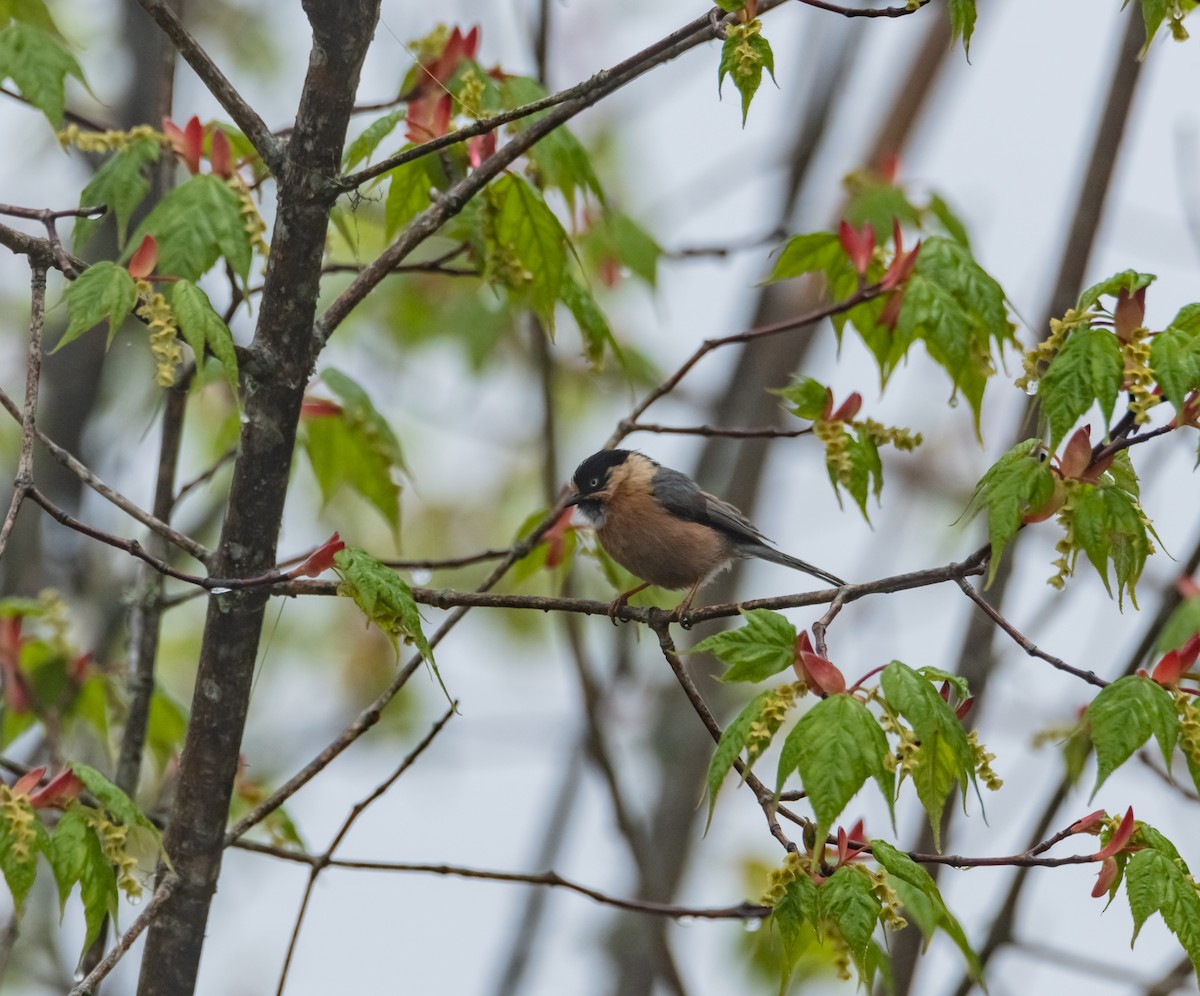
<box><xmin>564</xmin><ymin>449</ymin><xmax>844</xmax><ymax>621</ymax></box>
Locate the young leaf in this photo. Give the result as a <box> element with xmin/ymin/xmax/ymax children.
<box><xmin>880</xmin><ymin>663</ymin><xmax>976</xmax><ymax>850</ymax></box>
<box><xmin>1071</xmin><ymin>483</ymin><xmax>1152</xmax><ymax>607</ymax></box>
<box><xmin>343</xmin><ymin>110</ymin><xmax>402</xmax><ymax>170</ymax></box>
<box><xmin>1085</xmin><ymin>675</ymin><xmax>1177</xmax><ymax>796</ymax></box>
<box><xmin>71</xmin><ymin>763</ymin><xmax>159</xmax><ymax>835</ymax></box>
<box><xmin>487</xmin><ymin>173</ymin><xmax>569</xmax><ymax>328</ymax></box>
<box><xmin>718</xmin><ymin>19</ymin><xmax>775</xmax><ymax>125</ymax></box>
<box><xmin>560</xmin><ymin>271</ymin><xmax>615</xmax><ymax>368</ymax></box>
<box><xmin>1149</xmin><ymin>310</ymin><xmax>1200</xmax><ymax>412</ymax></box>
<box><xmin>78</xmin><ymin>827</ymin><xmax>117</xmax><ymax>952</ymax></box>
<box><xmin>964</xmin><ymin>438</ymin><xmax>1055</xmax><ymax>585</ymax></box>
<box><xmin>57</xmin><ymin>261</ymin><xmax>138</xmax><ymax>351</ymax></box>
<box><xmin>1037</xmin><ymin>324</ymin><xmax>1123</xmax><ymax>450</ymax></box>
<box><xmin>1125</xmin><ymin>848</ymin><xmax>1200</xmax><ymax>976</ymax></box>
<box><xmin>872</xmin><ymin>839</ymin><xmax>983</xmax><ymax>981</ymax></box>
<box><xmin>692</xmin><ymin>609</ymin><xmax>796</xmax><ymax>683</ymax></box>
<box><xmin>303</xmin><ymin>368</ymin><xmax>405</xmax><ymax>533</ymax></box>
<box><xmin>763</xmin><ymin>231</ymin><xmax>846</xmax><ymax>285</ymax></box>
<box><xmin>775</xmin><ymin>694</ymin><xmax>893</xmax><ymax>843</ymax></box>
<box><xmin>74</xmin><ymin>135</ymin><xmax>162</xmax><ymax>250</ymax></box>
<box><xmin>47</xmin><ymin>804</ymin><xmax>89</xmax><ymax>913</ymax></box>
<box><xmin>822</xmin><ymin>865</ymin><xmax>882</xmax><ymax>979</ymax></box>
<box><xmin>1076</xmin><ymin>270</ymin><xmax>1156</xmax><ymax>314</ymax></box>
<box><xmin>332</xmin><ymin>548</ymin><xmax>448</xmax><ymax>700</ymax></box>
<box><xmin>704</xmin><ymin>688</ymin><xmax>777</xmax><ymax>827</ymax></box>
<box><xmin>947</xmin><ymin>0</ymin><xmax>977</xmax><ymax>55</ymax></box>
<box><xmin>384</xmin><ymin>147</ymin><xmax>447</xmax><ymax>236</ymax></box>
<box><xmin>0</xmin><ymin>21</ymin><xmax>85</xmax><ymax>127</ymax></box>
<box><xmin>771</xmin><ymin>873</ymin><xmax>821</xmax><ymax>983</ymax></box>
<box><xmin>170</xmin><ymin>279</ymin><xmax>239</xmax><ymax>393</ymax></box>
<box><xmin>0</xmin><ymin>789</ymin><xmax>41</xmax><ymax>910</ymax></box>
<box><xmin>127</xmin><ymin>174</ymin><xmax>252</xmax><ymax>282</ymax></box>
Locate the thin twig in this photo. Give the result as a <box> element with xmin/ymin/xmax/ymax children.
<box><xmin>234</xmin><ymin>840</ymin><xmax>770</xmax><ymax>920</ymax></box>
<box><xmin>68</xmin><ymin>873</ymin><xmax>179</xmax><ymax>995</ymax></box>
<box><xmin>954</xmin><ymin>576</ymin><xmax>1107</xmax><ymax>688</ymax></box>
<box><xmin>794</xmin><ymin>0</ymin><xmax>929</xmax><ymax>17</ymax></box>
<box><xmin>276</xmin><ymin>705</ymin><xmax>456</xmax><ymax>995</ymax></box>
<box><xmin>625</xmin><ymin>422</ymin><xmax>814</xmax><ymax>439</ymax></box>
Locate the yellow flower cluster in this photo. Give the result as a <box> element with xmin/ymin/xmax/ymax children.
<box><xmin>870</xmin><ymin>869</ymin><xmax>908</xmax><ymax>930</ymax></box>
<box><xmin>760</xmin><ymin>849</ymin><xmax>805</xmax><ymax>905</ymax></box>
<box><xmin>0</xmin><ymin>786</ymin><xmax>37</xmax><ymax>866</ymax></box>
<box><xmin>57</xmin><ymin>123</ymin><xmax>164</xmax><ymax>153</ymax></box>
<box><xmin>968</xmin><ymin>729</ymin><xmax>1003</xmax><ymax>790</ymax></box>
<box><xmin>747</xmin><ymin>683</ymin><xmax>801</xmax><ymax>763</ymax></box>
<box><xmin>91</xmin><ymin>815</ymin><xmax>143</xmax><ymax>901</ymax></box>
<box><xmin>1177</xmin><ymin>694</ymin><xmax>1200</xmax><ymax>770</ymax></box>
<box><xmin>135</xmin><ymin>278</ymin><xmax>182</xmax><ymax>387</ymax></box>
<box><xmin>1016</xmin><ymin>310</ymin><xmax>1079</xmax><ymax>392</ymax></box>
<box><xmin>860</xmin><ymin>418</ymin><xmax>923</xmax><ymax>452</ymax></box>
<box><xmin>1120</xmin><ymin>332</ymin><xmax>1161</xmax><ymax>424</ymax></box>
<box><xmin>228</xmin><ymin>173</ymin><xmax>270</xmax><ymax>262</ymax></box>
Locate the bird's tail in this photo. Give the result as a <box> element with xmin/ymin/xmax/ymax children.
<box><xmin>752</xmin><ymin>545</ymin><xmax>844</xmax><ymax>587</ymax></box>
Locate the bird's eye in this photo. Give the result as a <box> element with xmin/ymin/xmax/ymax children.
<box><xmin>588</xmin><ymin>476</ymin><xmax>601</xmax><ymax>489</ymax></box>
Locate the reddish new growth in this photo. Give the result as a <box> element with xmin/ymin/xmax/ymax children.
<box><xmin>10</xmin><ymin>766</ymin><xmax>85</xmax><ymax>809</ymax></box>
<box><xmin>793</xmin><ymin>630</ymin><xmax>846</xmax><ymax>697</ymax></box>
<box><xmin>404</xmin><ymin>26</ymin><xmax>480</xmax><ymax>143</ymax></box>
<box><xmin>289</xmin><ymin>533</ymin><xmax>346</xmax><ymax>578</ymax></box>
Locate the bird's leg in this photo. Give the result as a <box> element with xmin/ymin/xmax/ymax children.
<box><xmin>608</xmin><ymin>582</ymin><xmax>650</xmax><ymax>624</ymax></box>
<box><xmin>673</xmin><ymin>580</ymin><xmax>704</xmax><ymax>629</ymax></box>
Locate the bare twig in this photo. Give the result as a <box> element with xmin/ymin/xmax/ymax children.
<box><xmin>68</xmin><ymin>873</ymin><xmax>179</xmax><ymax>995</ymax></box>
<box><xmin>624</xmin><ymin>422</ymin><xmax>814</xmax><ymax>439</ymax></box>
<box><xmin>795</xmin><ymin>0</ymin><xmax>929</xmax><ymax>17</ymax></box>
<box><xmin>234</xmin><ymin>840</ymin><xmax>770</xmax><ymax>920</ymax></box>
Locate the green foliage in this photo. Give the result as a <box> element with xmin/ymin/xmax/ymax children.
<box><xmin>704</xmin><ymin>687</ymin><xmax>786</xmax><ymax>827</ymax></box>
<box><xmin>879</xmin><ymin>663</ymin><xmax>976</xmax><ymax>850</ymax></box>
<box><xmin>1133</xmin><ymin>0</ymin><xmax>1198</xmax><ymax>56</ymax></box>
<box><xmin>775</xmin><ymin>695</ymin><xmax>894</xmax><ymax>845</ymax></box>
<box><xmin>948</xmin><ymin>0</ymin><xmax>977</xmax><ymax>54</ymax></box>
<box><xmin>1076</xmin><ymin>269</ymin><xmax>1155</xmax><ymax>313</ymax></box>
<box><xmin>692</xmin><ymin>608</ymin><xmax>796</xmax><ymax>683</ymax></box>
<box><xmin>1154</xmin><ymin>592</ymin><xmax>1200</xmax><ymax>656</ymax></box>
<box><xmin>72</xmin><ymin>764</ymin><xmax>160</xmax><ymax>836</ymax></box>
<box><xmin>763</xmin><ymin>231</ymin><xmax>845</xmax><ymax>286</ymax></box>
<box><xmin>1085</xmin><ymin>675</ymin><xmax>1177</xmax><ymax>796</ymax></box>
<box><xmin>343</xmin><ymin>110</ymin><xmax>402</xmax><ymax>170</ymax></box>
<box><xmin>964</xmin><ymin>438</ymin><xmax>1056</xmax><ymax>585</ymax></box>
<box><xmin>578</xmin><ymin>210</ymin><xmax>661</xmax><ymax>289</ymax></box>
<box><xmin>303</xmin><ymin>368</ymin><xmax>406</xmax><ymax>533</ymax></box>
<box><xmin>718</xmin><ymin>19</ymin><xmax>775</xmax><ymax>125</ymax></box>
<box><xmin>775</xmin><ymin>375</ymin><xmax>828</xmax><ymax>421</ymax></box>
<box><xmin>74</xmin><ymin>134</ymin><xmax>162</xmax><ymax>250</ymax></box>
<box><xmin>1149</xmin><ymin>303</ymin><xmax>1200</xmax><ymax>412</ymax></box>
<box><xmin>897</xmin><ymin>237</ymin><xmax>1015</xmax><ymax>430</ymax></box>
<box><xmin>871</xmin><ymin>840</ymin><xmax>982</xmax><ymax>981</ymax></box>
<box><xmin>821</xmin><ymin>865</ymin><xmax>883</xmax><ymax>982</ymax></box>
<box><xmin>500</xmin><ymin>75</ymin><xmax>603</xmax><ymax>211</ymax></box>
<box><xmin>1125</xmin><ymin>846</ymin><xmax>1200</xmax><ymax>976</ymax></box>
<box><xmin>57</xmin><ymin>261</ymin><xmax>137</xmax><ymax>350</ymax></box>
<box><xmin>384</xmin><ymin>148</ymin><xmax>447</xmax><ymax>236</ymax></box>
<box><xmin>485</xmin><ymin>172</ymin><xmax>569</xmax><ymax>329</ymax></box>
<box><xmin>332</xmin><ymin>547</ymin><xmax>448</xmax><ymax>700</ymax></box>
<box><xmin>560</xmin><ymin>271</ymin><xmax>616</xmax><ymax>367</ymax></box>
<box><xmin>1069</xmin><ymin>481</ymin><xmax>1153</xmax><ymax>607</ymax></box>
<box><xmin>1037</xmin><ymin>324</ymin><xmax>1123</xmax><ymax>450</ymax></box>
<box><xmin>170</xmin><ymin>279</ymin><xmax>239</xmax><ymax>393</ymax></box>
<box><xmin>0</xmin><ymin>789</ymin><xmax>41</xmax><ymax>910</ymax></box>
<box><xmin>128</xmin><ymin>174</ymin><xmax>253</xmax><ymax>282</ymax></box>
<box><xmin>0</xmin><ymin>20</ymin><xmax>84</xmax><ymax>126</ymax></box>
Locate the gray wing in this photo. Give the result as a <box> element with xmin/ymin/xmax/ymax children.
<box><xmin>650</xmin><ymin>466</ymin><xmax>768</xmax><ymax>546</ymax></box>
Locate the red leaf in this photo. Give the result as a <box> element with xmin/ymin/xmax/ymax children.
<box><xmin>289</xmin><ymin>533</ymin><xmax>345</xmax><ymax>578</ymax></box>
<box><xmin>29</xmin><ymin>767</ymin><xmax>84</xmax><ymax>809</ymax></box>
<box><xmin>798</xmin><ymin>649</ymin><xmax>846</xmax><ymax>697</ymax></box>
<box><xmin>544</xmin><ymin>506</ymin><xmax>575</xmax><ymax>569</ymax></box>
<box><xmin>127</xmin><ymin>234</ymin><xmax>158</xmax><ymax>279</ymax></box>
<box><xmin>163</xmin><ymin>115</ymin><xmax>203</xmax><ymax>174</ymax></box>
<box><xmin>1093</xmin><ymin>806</ymin><xmax>1135</xmax><ymax>860</ymax></box>
<box><xmin>1151</xmin><ymin>633</ymin><xmax>1200</xmax><ymax>687</ymax></box>
<box><xmin>467</xmin><ymin>130</ymin><xmax>497</xmax><ymax>169</ymax></box>
<box><xmin>11</xmin><ymin>766</ymin><xmax>45</xmax><ymax>797</ymax></box>
<box><xmin>1091</xmin><ymin>856</ymin><xmax>1119</xmax><ymax>898</ymax></box>
<box><xmin>300</xmin><ymin>397</ymin><xmax>343</xmax><ymax>419</ymax></box>
<box><xmin>210</xmin><ymin>128</ymin><xmax>233</xmax><ymax>179</ymax></box>
<box><xmin>1058</xmin><ymin>425</ymin><xmax>1092</xmax><ymax>480</ymax></box>
<box><xmin>1113</xmin><ymin>287</ymin><xmax>1146</xmax><ymax>343</ymax></box>
<box><xmin>830</xmin><ymin>392</ymin><xmax>862</xmax><ymax>423</ymax></box>
<box><xmin>838</xmin><ymin>220</ymin><xmax>874</xmax><ymax>277</ymax></box>
<box><xmin>1068</xmin><ymin>809</ymin><xmax>1107</xmax><ymax>835</ymax></box>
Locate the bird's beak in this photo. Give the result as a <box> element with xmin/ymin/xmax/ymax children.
<box><xmin>563</xmin><ymin>491</ymin><xmax>582</xmax><ymax>508</ymax></box>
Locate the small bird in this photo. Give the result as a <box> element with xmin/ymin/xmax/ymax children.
<box><xmin>565</xmin><ymin>449</ymin><xmax>844</xmax><ymax>621</ymax></box>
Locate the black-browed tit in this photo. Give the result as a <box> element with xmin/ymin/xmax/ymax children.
<box><xmin>565</xmin><ymin>449</ymin><xmax>844</xmax><ymax>620</ymax></box>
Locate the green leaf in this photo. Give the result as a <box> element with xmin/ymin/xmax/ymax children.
<box><xmin>384</xmin><ymin>147</ymin><xmax>446</xmax><ymax>236</ymax></box>
<box><xmin>333</xmin><ymin>547</ymin><xmax>448</xmax><ymax>700</ymax></box>
<box><xmin>718</xmin><ymin>19</ymin><xmax>775</xmax><ymax>125</ymax></box>
<box><xmin>604</xmin><ymin>212</ymin><xmax>659</xmax><ymax>288</ymax></box>
<box><xmin>78</xmin><ymin>827</ymin><xmax>117</xmax><ymax>952</ymax></box>
<box><xmin>487</xmin><ymin>173</ymin><xmax>569</xmax><ymax>328</ymax></box>
<box><xmin>947</xmin><ymin>0</ymin><xmax>976</xmax><ymax>54</ymax></box>
<box><xmin>0</xmin><ymin>790</ymin><xmax>41</xmax><ymax>911</ymax></box>
<box><xmin>776</xmin><ymin>694</ymin><xmax>893</xmax><ymax>843</ymax></box>
<box><xmin>964</xmin><ymin>438</ymin><xmax>1055</xmax><ymax>585</ymax></box>
<box><xmin>1085</xmin><ymin>674</ymin><xmax>1177</xmax><ymax>796</ymax></box>
<box><xmin>47</xmin><ymin>805</ymin><xmax>89</xmax><ymax>913</ymax></box>
<box><xmin>928</xmin><ymin>193</ymin><xmax>971</xmax><ymax>249</ymax></box>
<box><xmin>145</xmin><ymin>687</ymin><xmax>188</xmax><ymax>774</ymax></box>
<box><xmin>1071</xmin><ymin>483</ymin><xmax>1152</xmax><ymax>607</ymax></box>
<box><xmin>843</xmin><ymin>426</ymin><xmax>884</xmax><ymax>520</ymax></box>
<box><xmin>170</xmin><ymin>279</ymin><xmax>238</xmax><ymax>393</ymax></box>
<box><xmin>763</xmin><ymin>231</ymin><xmax>845</xmax><ymax>285</ymax></box>
<box><xmin>74</xmin><ymin>135</ymin><xmax>162</xmax><ymax>251</ymax></box>
<box><xmin>560</xmin><ymin>271</ymin><xmax>615</xmax><ymax>368</ymax></box>
<box><xmin>71</xmin><ymin>763</ymin><xmax>158</xmax><ymax>834</ymax></box>
<box><xmin>775</xmin><ymin>376</ymin><xmax>829</xmax><ymax>421</ymax></box>
<box><xmin>1</xmin><ymin>0</ymin><xmax>62</xmax><ymax>34</ymax></box>
<box><xmin>915</xmin><ymin>666</ymin><xmax>971</xmax><ymax>702</ymax></box>
<box><xmin>343</xmin><ymin>110</ymin><xmax>402</xmax><ymax>170</ymax></box>
<box><xmin>1154</xmin><ymin>595</ymin><xmax>1200</xmax><ymax>657</ymax></box>
<box><xmin>872</xmin><ymin>839</ymin><xmax>983</xmax><ymax>982</ymax></box>
<box><xmin>772</xmin><ymin>873</ymin><xmax>820</xmax><ymax>983</ymax></box>
<box><xmin>704</xmin><ymin>688</ymin><xmax>776</xmax><ymax>828</ymax></box>
<box><xmin>823</xmin><ymin>865</ymin><xmax>882</xmax><ymax>981</ymax></box>
<box><xmin>1076</xmin><ymin>269</ymin><xmax>1155</xmax><ymax>314</ymax></box>
<box><xmin>127</xmin><ymin>174</ymin><xmax>252</xmax><ymax>282</ymax></box>
<box><xmin>304</xmin><ymin>368</ymin><xmax>405</xmax><ymax>533</ymax></box>
<box><xmin>1038</xmin><ymin>324</ymin><xmax>1124</xmax><ymax>450</ymax></box>
<box><xmin>1150</xmin><ymin>315</ymin><xmax>1200</xmax><ymax>412</ymax></box>
<box><xmin>880</xmin><ymin>663</ymin><xmax>976</xmax><ymax>850</ymax></box>
<box><xmin>57</xmin><ymin>261</ymin><xmax>137</xmax><ymax>351</ymax></box>
<box><xmin>692</xmin><ymin>609</ymin><xmax>796</xmax><ymax>683</ymax></box>
<box><xmin>0</xmin><ymin>22</ymin><xmax>84</xmax><ymax>126</ymax></box>
<box><xmin>898</xmin><ymin>237</ymin><xmax>1014</xmax><ymax>431</ymax></box>
<box><xmin>1126</xmin><ymin>848</ymin><xmax>1200</xmax><ymax>975</ymax></box>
